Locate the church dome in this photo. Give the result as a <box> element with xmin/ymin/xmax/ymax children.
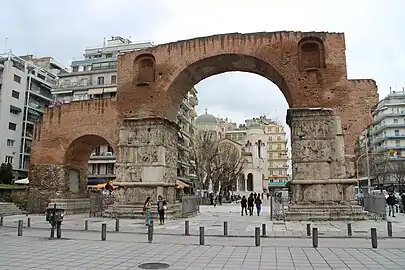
<box><xmin>195</xmin><ymin>111</ymin><xmax>218</xmax><ymax>125</ymax></box>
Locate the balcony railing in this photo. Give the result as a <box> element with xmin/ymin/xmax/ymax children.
<box><xmin>89</xmin><ymin>152</ymin><xmax>115</xmax><ymax>160</ymax></box>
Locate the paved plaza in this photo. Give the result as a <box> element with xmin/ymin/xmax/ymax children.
<box><xmin>1</xmin><ymin>203</ymin><xmax>405</xmax><ymax>239</ymax></box>
<box><xmin>2</xmin><ymin>203</ymin><xmax>405</xmax><ymax>269</ymax></box>
<box><xmin>1</xmin><ymin>233</ymin><xmax>405</xmax><ymax>269</ymax></box>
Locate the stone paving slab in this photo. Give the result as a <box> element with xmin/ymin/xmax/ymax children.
<box><xmin>2</xmin><ymin>204</ymin><xmax>405</xmax><ymax>238</ymax></box>
<box><xmin>1</xmin><ymin>234</ymin><xmax>405</xmax><ymax>269</ymax></box>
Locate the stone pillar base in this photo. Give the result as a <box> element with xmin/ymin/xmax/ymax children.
<box><xmin>28</xmin><ymin>164</ymin><xmax>88</xmax><ymax>213</ymax></box>
<box><xmin>107</xmin><ymin>182</ymin><xmax>181</xmax><ymax>218</ymax></box>
<box><xmin>285</xmin><ymin>178</ymin><xmax>369</xmax><ymax>221</ymax></box>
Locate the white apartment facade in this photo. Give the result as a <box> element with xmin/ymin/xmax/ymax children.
<box><xmin>52</xmin><ymin>36</ymin><xmax>198</xmax><ymax>184</ymax></box>
<box><xmin>0</xmin><ymin>52</ymin><xmax>66</xmax><ymax>178</ymax></box>
<box><xmin>369</xmin><ymin>90</ymin><xmax>405</xmax><ymax>157</ymax></box>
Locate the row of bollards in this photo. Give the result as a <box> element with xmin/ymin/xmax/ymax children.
<box><xmin>184</xmin><ymin>220</ymin><xmax>268</xmax><ymax>237</ymax></box>
<box><xmin>4</xmin><ymin>216</ymin><xmax>391</xmax><ymax>249</ymax></box>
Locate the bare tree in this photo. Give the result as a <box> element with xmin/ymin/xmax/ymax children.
<box><xmin>189</xmin><ymin>132</ymin><xmax>245</xmax><ymax>194</ymax></box>
<box><xmin>389</xmin><ymin>161</ymin><xmax>405</xmax><ymax>192</ymax></box>
<box><xmin>211</xmin><ymin>142</ymin><xmax>245</xmax><ymax>194</ymax></box>
<box><xmin>189</xmin><ymin>131</ymin><xmax>219</xmax><ymax>190</ymax></box>
<box><xmin>369</xmin><ymin>155</ymin><xmax>391</xmax><ymax>189</ymax></box>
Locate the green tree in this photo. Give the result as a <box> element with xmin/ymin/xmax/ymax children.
<box><xmin>0</xmin><ymin>163</ymin><xmax>13</xmax><ymax>184</ymax></box>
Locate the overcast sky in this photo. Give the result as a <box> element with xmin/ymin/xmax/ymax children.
<box><xmin>1</xmin><ymin>0</ymin><xmax>404</xmax><ymax>147</ymax></box>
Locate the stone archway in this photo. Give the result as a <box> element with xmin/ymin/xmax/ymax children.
<box><xmin>63</xmin><ymin>134</ymin><xmax>116</xmax><ymax>195</ymax></box>
<box><xmin>29</xmin><ymin>31</ymin><xmax>379</xmax><ymax>218</ymax></box>
<box><xmin>114</xmin><ymin>32</ymin><xmax>378</xmax><ymax>218</ymax></box>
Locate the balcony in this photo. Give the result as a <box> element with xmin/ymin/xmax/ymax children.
<box><xmin>87</xmin><ymin>173</ymin><xmax>116</xmax><ymax>178</ymax></box>
<box><xmin>28</xmin><ymin>101</ymin><xmax>44</xmax><ymax>112</ymax></box>
<box><xmin>23</xmin><ymin>131</ymin><xmax>33</xmax><ymax>139</ymax></box>
<box><xmin>29</xmin><ymin>88</ymin><xmax>53</xmax><ymax>100</ymax></box>
<box><xmin>373</xmin><ymin>111</ymin><xmax>405</xmax><ymax>123</ymax></box>
<box><xmin>89</xmin><ymin>152</ymin><xmax>116</xmax><ymax>161</ymax></box>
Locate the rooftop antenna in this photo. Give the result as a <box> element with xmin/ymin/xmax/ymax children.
<box><xmin>4</xmin><ymin>36</ymin><xmax>8</xmax><ymax>52</ymax></box>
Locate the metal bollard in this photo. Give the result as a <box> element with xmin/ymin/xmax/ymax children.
<box><xmin>223</xmin><ymin>221</ymin><xmax>228</xmax><ymax>236</ymax></box>
<box><xmin>27</xmin><ymin>217</ymin><xmax>31</xmax><ymax>228</ymax></box>
<box><xmin>101</xmin><ymin>223</ymin><xmax>107</xmax><ymax>241</ymax></box>
<box><xmin>347</xmin><ymin>223</ymin><xmax>352</xmax><ymax>237</ymax></box>
<box><xmin>185</xmin><ymin>220</ymin><xmax>190</xmax><ymax>236</ymax></box>
<box><xmin>0</xmin><ymin>215</ymin><xmax>3</xmax><ymax>226</ymax></box>
<box><xmin>255</xmin><ymin>227</ymin><xmax>260</xmax><ymax>246</ymax></box>
<box><xmin>199</xmin><ymin>227</ymin><xmax>205</xmax><ymax>245</ymax></box>
<box><xmin>306</xmin><ymin>224</ymin><xmax>311</xmax><ymax>237</ymax></box>
<box><xmin>84</xmin><ymin>220</ymin><xmax>88</xmax><ymax>231</ymax></box>
<box><xmin>115</xmin><ymin>218</ymin><xmax>119</xmax><ymax>232</ymax></box>
<box><xmin>147</xmin><ymin>221</ymin><xmax>154</xmax><ymax>243</ymax></box>
<box><xmin>387</xmin><ymin>221</ymin><xmax>392</xmax><ymax>237</ymax></box>
<box><xmin>17</xmin><ymin>220</ymin><xmax>23</xmax><ymax>236</ymax></box>
<box><xmin>262</xmin><ymin>223</ymin><xmax>267</xmax><ymax>236</ymax></box>
<box><xmin>371</xmin><ymin>228</ymin><xmax>377</xmax><ymax>248</ymax></box>
<box><xmin>312</xmin><ymin>227</ymin><xmax>318</xmax><ymax>248</ymax></box>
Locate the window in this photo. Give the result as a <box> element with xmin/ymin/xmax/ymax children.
<box><xmin>277</xmin><ymin>136</ymin><xmax>281</xmax><ymax>141</ymax></box>
<box><xmin>13</xmin><ymin>74</ymin><xmax>21</xmax><ymax>83</ymax></box>
<box><xmin>111</xmin><ymin>75</ymin><xmax>117</xmax><ymax>84</ymax></box>
<box><xmin>7</xmin><ymin>139</ymin><xmax>15</xmax><ymax>147</ymax></box>
<box><xmin>97</xmin><ymin>76</ymin><xmax>105</xmax><ymax>85</ymax></box>
<box><xmin>8</xmin><ymin>122</ymin><xmax>16</xmax><ymax>131</ymax></box>
<box><xmin>11</xmin><ymin>90</ymin><xmax>19</xmax><ymax>99</ymax></box>
<box><xmin>72</xmin><ymin>66</ymin><xmax>79</xmax><ymax>72</ymax></box>
<box><xmin>106</xmin><ymin>53</ymin><xmax>113</xmax><ymax>58</ymax></box>
<box><xmin>396</xmin><ymin>140</ymin><xmax>401</xmax><ymax>147</ymax></box>
<box><xmin>277</xmin><ymin>144</ymin><xmax>282</xmax><ymax>150</ymax></box>
<box><xmin>394</xmin><ymin>119</ymin><xmax>398</xmax><ymax>124</ymax></box>
<box><xmin>395</xmin><ymin>130</ymin><xmax>400</xmax><ymax>136</ymax></box>
<box><xmin>10</xmin><ymin>106</ymin><xmax>20</xmax><ymax>115</ymax></box>
<box><xmin>5</xmin><ymin>156</ymin><xmax>13</xmax><ymax>164</ymax></box>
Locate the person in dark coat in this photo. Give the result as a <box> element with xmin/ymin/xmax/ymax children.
<box><xmin>255</xmin><ymin>196</ymin><xmax>263</xmax><ymax>216</ymax></box>
<box><xmin>247</xmin><ymin>193</ymin><xmax>254</xmax><ymax>216</ymax></box>
<box><xmin>240</xmin><ymin>195</ymin><xmax>248</xmax><ymax>216</ymax></box>
<box><xmin>386</xmin><ymin>193</ymin><xmax>397</xmax><ymax>217</ymax></box>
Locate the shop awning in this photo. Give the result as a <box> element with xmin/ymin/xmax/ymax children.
<box><xmin>87</xmin><ymin>88</ymin><xmax>103</xmax><ymax>95</ymax></box>
<box><xmin>10</xmin><ymin>105</ymin><xmax>22</xmax><ymax>113</ymax></box>
<box><xmin>176</xmin><ymin>179</ymin><xmax>190</xmax><ymax>189</ymax></box>
<box><xmin>268</xmin><ymin>181</ymin><xmax>288</xmax><ymax>188</ymax></box>
<box><xmin>103</xmin><ymin>87</ymin><xmax>117</xmax><ymax>93</ymax></box>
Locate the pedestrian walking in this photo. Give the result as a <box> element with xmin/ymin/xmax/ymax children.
<box><xmin>255</xmin><ymin>196</ymin><xmax>262</xmax><ymax>216</ymax></box>
<box><xmin>157</xmin><ymin>195</ymin><xmax>167</xmax><ymax>225</ymax></box>
<box><xmin>240</xmin><ymin>195</ymin><xmax>248</xmax><ymax>216</ymax></box>
<box><xmin>248</xmin><ymin>193</ymin><xmax>254</xmax><ymax>216</ymax></box>
<box><xmin>143</xmin><ymin>196</ymin><xmax>152</xmax><ymax>226</ymax></box>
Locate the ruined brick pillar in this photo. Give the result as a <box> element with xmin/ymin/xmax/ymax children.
<box><xmin>112</xmin><ymin>118</ymin><xmax>179</xmax><ymax>212</ymax></box>
<box><xmin>287</xmin><ymin>108</ymin><xmax>357</xmax><ymax>203</ymax></box>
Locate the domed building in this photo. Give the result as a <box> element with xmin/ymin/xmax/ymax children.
<box><xmin>194</xmin><ymin>110</ymin><xmax>224</xmax><ymax>139</ymax></box>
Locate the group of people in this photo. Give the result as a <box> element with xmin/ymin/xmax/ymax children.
<box><xmin>240</xmin><ymin>193</ymin><xmax>263</xmax><ymax>216</ymax></box>
<box><xmin>142</xmin><ymin>195</ymin><xmax>167</xmax><ymax>226</ymax></box>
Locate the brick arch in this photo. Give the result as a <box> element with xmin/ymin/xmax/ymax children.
<box><xmin>164</xmin><ymin>53</ymin><xmax>295</xmax><ymax>121</ymax></box>
<box><xmin>64</xmin><ymin>134</ymin><xmax>117</xmax><ymax>168</ymax></box>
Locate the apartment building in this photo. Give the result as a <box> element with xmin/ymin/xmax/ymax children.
<box><xmin>51</xmin><ymin>36</ymin><xmax>198</xmax><ymax>184</ymax></box>
<box><xmin>355</xmin><ymin>89</ymin><xmax>405</xmax><ymax>187</ymax></box>
<box><xmin>0</xmin><ymin>52</ymin><xmax>67</xmax><ymax>177</ymax></box>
